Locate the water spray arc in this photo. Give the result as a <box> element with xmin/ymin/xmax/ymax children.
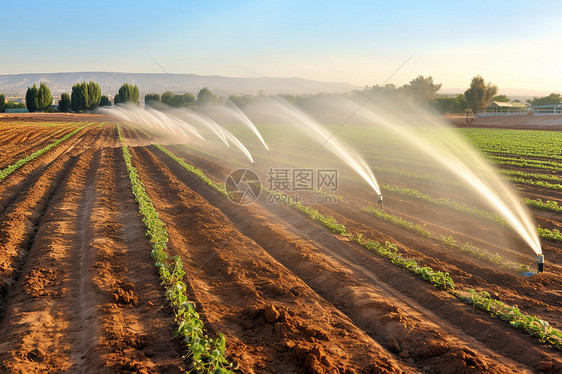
<box><xmin>273</xmin><ymin>98</ymin><xmax>382</xmax><ymax>198</ymax></box>
<box><xmin>225</xmin><ymin>100</ymin><xmax>270</xmax><ymax>153</ymax></box>
<box><xmin>347</xmin><ymin>99</ymin><xmax>542</xmax><ymax>262</ymax></box>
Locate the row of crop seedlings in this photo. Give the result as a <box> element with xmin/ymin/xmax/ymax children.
<box><xmin>0</xmin><ymin>125</ymin><xmax>87</xmax><ymax>182</ymax></box>
<box><xmin>243</xmin><ymin>140</ymin><xmax>562</xmax><ymax>226</ymax></box>
<box><xmin>370</xmin><ymin>184</ymin><xmax>562</xmax><ymax>243</ymax></box>
<box><xmin>117</xmin><ymin>127</ymin><xmax>235</xmax><ymax>373</ymax></box>
<box><xmin>361</xmin><ymin>206</ymin><xmax>529</xmax><ymax>272</ymax></box>
<box><xmin>156</xmin><ymin>144</ymin><xmax>562</xmax><ymax>351</ymax></box>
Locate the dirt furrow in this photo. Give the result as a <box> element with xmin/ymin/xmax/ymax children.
<box><xmin>0</xmin><ymin>150</ymin><xmax>79</xmax><ymax>319</ymax></box>
<box><xmin>131</xmin><ymin>145</ymin><xmax>408</xmax><ymax>374</ymax></box>
<box><xmin>0</xmin><ymin>149</ymin><xmax>102</xmax><ymax>372</ymax></box>
<box><xmin>89</xmin><ymin>146</ymin><xmax>186</xmax><ymax>372</ymax></box>
<box><xmin>0</xmin><ymin>126</ymin><xmax>95</xmax><ymax>215</ymax></box>
<box><xmin>0</xmin><ymin>126</ymin><xmax>75</xmax><ymax>169</ymax></box>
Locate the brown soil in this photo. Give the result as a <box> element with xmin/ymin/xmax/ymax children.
<box><xmin>447</xmin><ymin>114</ymin><xmax>562</xmax><ymax>131</ymax></box>
<box><xmin>0</xmin><ymin>112</ymin><xmax>112</xmax><ymax>123</ymax></box>
<box><xmin>0</xmin><ymin>117</ymin><xmax>561</xmax><ymax>373</ymax></box>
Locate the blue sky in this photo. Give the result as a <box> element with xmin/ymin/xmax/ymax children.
<box><xmin>1</xmin><ymin>0</ymin><xmax>561</xmax><ymax>91</ymax></box>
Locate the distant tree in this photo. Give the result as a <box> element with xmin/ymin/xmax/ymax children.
<box><xmin>99</xmin><ymin>95</ymin><xmax>111</xmax><ymax>106</ymax></box>
<box><xmin>229</xmin><ymin>93</ymin><xmax>265</xmax><ymax>107</ymax></box>
<box><xmin>351</xmin><ymin>83</ymin><xmax>401</xmax><ymax>101</ymax></box>
<box><xmin>173</xmin><ymin>93</ymin><xmax>196</xmax><ymax>107</ymax></box>
<box><xmin>115</xmin><ymin>83</ymin><xmax>139</xmax><ymax>104</ymax></box>
<box><xmin>58</xmin><ymin>93</ymin><xmax>71</xmax><ymax>112</ymax></box>
<box><xmin>161</xmin><ymin>91</ymin><xmax>174</xmax><ymax>106</ymax></box>
<box><xmin>197</xmin><ymin>87</ymin><xmax>220</xmax><ymax>106</ymax></box>
<box><xmin>159</xmin><ymin>91</ymin><xmax>196</xmax><ymax>108</ymax></box>
<box><xmin>86</xmin><ymin>81</ymin><xmax>101</xmax><ymax>110</ymax></box>
<box><xmin>71</xmin><ymin>82</ymin><xmax>89</xmax><ymax>112</ymax></box>
<box><xmin>145</xmin><ymin>93</ymin><xmax>161</xmax><ymax>108</ymax></box>
<box><xmin>464</xmin><ymin>75</ymin><xmax>498</xmax><ymax>114</ymax></box>
<box><xmin>527</xmin><ymin>93</ymin><xmax>562</xmax><ymax>106</ymax></box>
<box><xmin>6</xmin><ymin>101</ymin><xmax>26</xmax><ymax>110</ymax></box>
<box><xmin>0</xmin><ymin>94</ymin><xmax>5</xmax><ymax>113</ymax></box>
<box><xmin>113</xmin><ymin>94</ymin><xmax>120</xmax><ymax>104</ymax></box>
<box><xmin>25</xmin><ymin>84</ymin><xmax>39</xmax><ymax>112</ymax></box>
<box><xmin>37</xmin><ymin>82</ymin><xmax>52</xmax><ymax>112</ymax></box>
<box><xmin>431</xmin><ymin>94</ymin><xmax>467</xmax><ymax>114</ymax></box>
<box><xmin>401</xmin><ymin>75</ymin><xmax>442</xmax><ymax>101</ymax></box>
<box><xmin>491</xmin><ymin>94</ymin><xmax>510</xmax><ymax>102</ymax></box>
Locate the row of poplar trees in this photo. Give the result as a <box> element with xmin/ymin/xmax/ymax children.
<box><xmin>25</xmin><ymin>82</ymin><xmax>139</xmax><ymax>112</ymax></box>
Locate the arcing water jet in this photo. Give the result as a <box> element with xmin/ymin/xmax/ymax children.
<box><xmin>98</xmin><ymin>104</ymin><xmax>204</xmax><ymax>141</ymax></box>
<box><xmin>339</xmin><ymin>97</ymin><xmax>541</xmax><ymax>259</ymax></box>
<box><xmin>271</xmin><ymin>97</ymin><xmax>382</xmax><ymax>198</ymax></box>
<box><xmin>225</xmin><ymin>100</ymin><xmax>270</xmax><ymax>152</ymax></box>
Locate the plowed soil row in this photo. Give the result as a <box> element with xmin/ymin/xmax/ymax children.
<box><xmin>0</xmin><ymin>123</ymin><xmax>81</xmax><ymax>169</ymax></box>
<box><xmin>0</xmin><ymin>124</ymin><xmax>185</xmax><ymax>373</ymax></box>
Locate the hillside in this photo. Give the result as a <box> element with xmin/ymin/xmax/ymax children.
<box><xmin>0</xmin><ymin>72</ymin><xmax>358</xmax><ymax>96</ymax></box>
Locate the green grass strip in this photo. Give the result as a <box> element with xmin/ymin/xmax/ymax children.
<box><xmin>118</xmin><ymin>127</ymin><xmax>235</xmax><ymax>373</ymax></box>
<box><xmin>158</xmin><ymin>144</ymin><xmax>562</xmax><ymax>351</ymax></box>
<box><xmin>0</xmin><ymin>125</ymin><xmax>86</xmax><ymax>182</ymax></box>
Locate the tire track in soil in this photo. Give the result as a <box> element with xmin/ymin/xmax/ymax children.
<box><xmin>131</xmin><ymin>145</ymin><xmax>408</xmax><ymax>374</ymax></box>
<box><xmin>151</xmin><ymin>145</ymin><xmax>562</xmax><ymax>373</ymax></box>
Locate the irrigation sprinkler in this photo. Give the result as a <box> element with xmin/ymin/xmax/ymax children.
<box><xmin>537</xmin><ymin>254</ymin><xmax>544</xmax><ymax>273</ymax></box>
<box><xmin>378</xmin><ymin>194</ymin><xmax>384</xmax><ymax>209</ymax></box>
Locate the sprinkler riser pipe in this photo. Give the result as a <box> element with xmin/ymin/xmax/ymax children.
<box><xmin>537</xmin><ymin>254</ymin><xmax>544</xmax><ymax>273</ymax></box>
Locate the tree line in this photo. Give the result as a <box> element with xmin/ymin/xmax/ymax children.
<box><xmin>1</xmin><ymin>77</ymin><xmax>560</xmax><ymax>114</ymax></box>
<box><xmin>0</xmin><ymin>82</ymin><xmax>137</xmax><ymax>113</ymax></box>
<box><xmin>230</xmin><ymin>76</ymin><xmax>561</xmax><ymax>115</ymax></box>
<box><xmin>143</xmin><ymin>87</ymin><xmax>221</xmax><ymax>109</ymax></box>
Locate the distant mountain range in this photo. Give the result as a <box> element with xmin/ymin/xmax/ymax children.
<box><xmin>0</xmin><ymin>72</ymin><xmax>359</xmax><ymax>97</ymax></box>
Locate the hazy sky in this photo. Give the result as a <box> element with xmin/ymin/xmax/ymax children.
<box><xmin>1</xmin><ymin>0</ymin><xmax>560</xmax><ymax>91</ymax></box>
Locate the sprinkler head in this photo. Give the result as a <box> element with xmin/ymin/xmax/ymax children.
<box><xmin>378</xmin><ymin>194</ymin><xmax>383</xmax><ymax>209</ymax></box>
<box><xmin>537</xmin><ymin>254</ymin><xmax>544</xmax><ymax>273</ymax></box>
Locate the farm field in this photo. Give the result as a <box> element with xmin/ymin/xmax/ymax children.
<box><xmin>0</xmin><ymin>114</ymin><xmax>561</xmax><ymax>373</ymax></box>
